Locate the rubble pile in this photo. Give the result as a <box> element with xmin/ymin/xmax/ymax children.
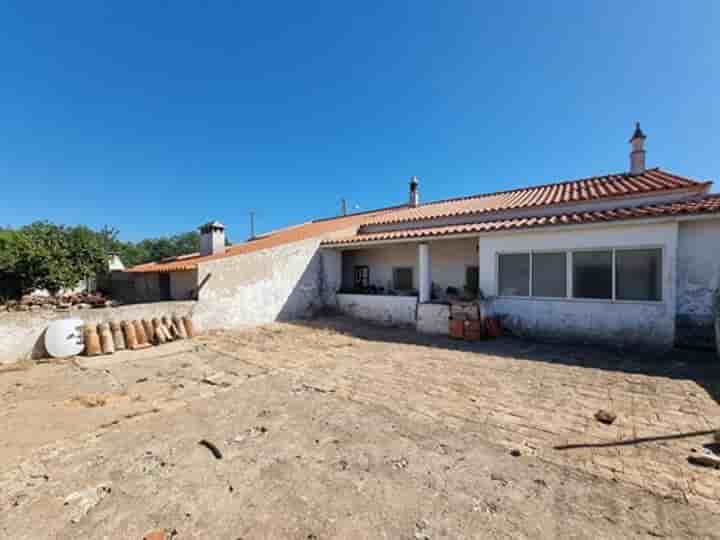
<box><xmin>0</xmin><ymin>292</ymin><xmax>118</xmax><ymax>313</ymax></box>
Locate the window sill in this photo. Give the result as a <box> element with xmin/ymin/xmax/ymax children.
<box><xmin>495</xmin><ymin>296</ymin><xmax>665</xmax><ymax>306</ymax></box>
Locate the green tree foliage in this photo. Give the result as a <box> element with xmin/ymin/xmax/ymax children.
<box><xmin>2</xmin><ymin>222</ymin><xmax>110</xmax><ymax>295</ymax></box>
<box><xmin>0</xmin><ymin>223</ymin><xmax>231</xmax><ymax>298</ymax></box>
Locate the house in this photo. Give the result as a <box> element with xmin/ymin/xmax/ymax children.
<box><xmin>126</xmin><ymin>124</ymin><xmax>720</xmax><ymax>349</ymax></box>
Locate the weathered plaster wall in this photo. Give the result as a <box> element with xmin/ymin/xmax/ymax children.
<box><xmin>0</xmin><ymin>301</ymin><xmax>196</xmax><ymax>364</ymax></box>
<box><xmin>336</xmin><ymin>293</ymin><xmax>417</xmax><ymax>326</ymax></box>
<box><xmin>677</xmin><ymin>219</ymin><xmax>720</xmax><ymax>312</ymax></box>
<box><xmin>340</xmin><ymin>238</ymin><xmax>477</xmax><ymax>294</ymax></box>
<box><xmin>320</xmin><ymin>248</ymin><xmax>342</xmax><ymax>306</ymax></box>
<box><xmin>479</xmin><ymin>221</ymin><xmax>679</xmax><ymax>349</ymax></box>
<box><xmin>193</xmin><ymin>238</ymin><xmax>326</xmax><ymax>331</ymax></box>
<box><xmin>170</xmin><ymin>270</ymin><xmax>198</xmax><ymax>300</ymax></box>
<box><xmin>417</xmin><ymin>303</ymin><xmax>450</xmax><ymax>334</ymax></box>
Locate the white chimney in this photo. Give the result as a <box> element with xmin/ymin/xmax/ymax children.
<box><xmin>409</xmin><ymin>176</ymin><xmax>420</xmax><ymax>207</ymax></box>
<box><xmin>629</xmin><ymin>122</ymin><xmax>647</xmax><ymax>175</ymax></box>
<box><xmin>199</xmin><ymin>221</ymin><xmax>226</xmax><ymax>256</ymax></box>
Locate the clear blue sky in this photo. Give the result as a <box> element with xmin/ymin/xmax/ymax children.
<box><xmin>1</xmin><ymin>1</ymin><xmax>718</xmax><ymax>242</ymax></box>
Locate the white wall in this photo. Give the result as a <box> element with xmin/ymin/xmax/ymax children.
<box><xmin>193</xmin><ymin>238</ymin><xmax>325</xmax><ymax>331</ymax></box>
<box><xmin>336</xmin><ymin>293</ymin><xmax>417</xmax><ymax>326</ymax></box>
<box><xmin>340</xmin><ymin>238</ymin><xmax>478</xmax><ymax>295</ymax></box>
<box><xmin>479</xmin><ymin>221</ymin><xmax>679</xmax><ymax>349</ymax></box>
<box><xmin>677</xmin><ymin>219</ymin><xmax>720</xmax><ymax>322</ymax></box>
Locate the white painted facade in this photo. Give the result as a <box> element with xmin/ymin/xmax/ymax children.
<box><xmin>477</xmin><ymin>221</ymin><xmax>679</xmax><ymax>348</ymax></box>
<box><xmin>336</xmin><ymin>293</ymin><xmax>417</xmax><ymax>327</ymax></box>
<box><xmin>329</xmin><ymin>216</ymin><xmax>720</xmax><ymax>349</ymax></box>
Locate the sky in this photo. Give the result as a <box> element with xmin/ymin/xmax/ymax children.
<box><xmin>1</xmin><ymin>1</ymin><xmax>718</xmax><ymax>242</ymax></box>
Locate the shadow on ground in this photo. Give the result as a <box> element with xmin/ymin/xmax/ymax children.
<box><xmin>290</xmin><ymin>314</ymin><xmax>720</xmax><ymax>410</ymax></box>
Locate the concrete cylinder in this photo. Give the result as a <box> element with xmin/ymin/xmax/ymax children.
<box><xmin>133</xmin><ymin>320</ymin><xmax>148</xmax><ymax>345</ymax></box>
<box><xmin>182</xmin><ymin>316</ymin><xmax>196</xmax><ymax>338</ymax></box>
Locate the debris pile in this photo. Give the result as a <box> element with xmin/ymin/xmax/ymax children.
<box><xmin>0</xmin><ymin>292</ymin><xmax>118</xmax><ymax>312</ymax></box>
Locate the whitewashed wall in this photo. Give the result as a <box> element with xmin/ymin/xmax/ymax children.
<box><xmin>340</xmin><ymin>238</ymin><xmax>477</xmax><ymax>294</ymax></box>
<box><xmin>193</xmin><ymin>238</ymin><xmax>326</xmax><ymax>331</ymax></box>
<box><xmin>479</xmin><ymin>221</ymin><xmax>679</xmax><ymax>349</ymax></box>
<box><xmin>336</xmin><ymin>293</ymin><xmax>417</xmax><ymax>326</ymax></box>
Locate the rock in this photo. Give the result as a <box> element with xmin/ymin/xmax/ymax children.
<box><xmin>595</xmin><ymin>410</ymin><xmax>617</xmax><ymax>425</ymax></box>
<box><xmin>509</xmin><ymin>449</ymin><xmax>521</xmax><ymax>457</ymax></box>
<box><xmin>688</xmin><ymin>452</ymin><xmax>720</xmax><ymax>469</ymax></box>
<box><xmin>63</xmin><ymin>483</ymin><xmax>112</xmax><ymax>523</ymax></box>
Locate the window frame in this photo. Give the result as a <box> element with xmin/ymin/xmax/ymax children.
<box><xmin>392</xmin><ymin>266</ymin><xmax>414</xmax><ymax>291</ymax></box>
<box><xmin>495</xmin><ymin>245</ymin><xmax>664</xmax><ymax>303</ymax></box>
<box><xmin>353</xmin><ymin>265</ymin><xmax>369</xmax><ymax>289</ymax></box>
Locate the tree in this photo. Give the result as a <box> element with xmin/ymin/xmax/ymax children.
<box><xmin>10</xmin><ymin>222</ymin><xmax>110</xmax><ymax>295</ymax></box>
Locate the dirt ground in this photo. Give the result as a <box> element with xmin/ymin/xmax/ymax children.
<box><xmin>2</xmin><ymin>316</ymin><xmax>720</xmax><ymax>539</ymax></box>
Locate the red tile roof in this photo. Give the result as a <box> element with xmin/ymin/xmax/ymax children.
<box><xmin>128</xmin><ymin>167</ymin><xmax>714</xmax><ymax>271</ymax></box>
<box><xmin>322</xmin><ymin>194</ymin><xmax>720</xmax><ymax>246</ymax></box>
<box><xmin>127</xmin><ymin>207</ymin><xmax>400</xmax><ymax>273</ymax></box>
<box><xmin>362</xmin><ymin>169</ymin><xmax>710</xmax><ymax>227</ymax></box>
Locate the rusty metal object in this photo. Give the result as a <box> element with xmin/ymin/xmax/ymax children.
<box><xmin>152</xmin><ymin>318</ymin><xmax>167</xmax><ymax>344</ymax></box>
<box><xmin>98</xmin><ymin>323</ymin><xmax>115</xmax><ymax>354</ymax></box>
<box><xmin>182</xmin><ymin>316</ymin><xmax>196</xmax><ymax>338</ymax></box>
<box><xmin>173</xmin><ymin>314</ymin><xmax>187</xmax><ymax>339</ymax></box>
<box><xmin>83</xmin><ymin>325</ymin><xmax>102</xmax><ymax>356</ymax></box>
<box><xmin>110</xmin><ymin>321</ymin><xmax>126</xmax><ymax>350</ymax></box>
<box><xmin>133</xmin><ymin>320</ymin><xmax>148</xmax><ymax>345</ymax></box>
<box><xmin>122</xmin><ymin>320</ymin><xmax>138</xmax><ymax>349</ymax></box>
<box><xmin>142</xmin><ymin>319</ymin><xmax>155</xmax><ymax>345</ymax></box>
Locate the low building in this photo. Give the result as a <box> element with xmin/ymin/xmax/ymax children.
<box><xmin>127</xmin><ymin>124</ymin><xmax>720</xmax><ymax>349</ymax></box>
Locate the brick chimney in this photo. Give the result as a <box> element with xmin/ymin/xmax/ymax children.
<box><xmin>629</xmin><ymin>122</ymin><xmax>647</xmax><ymax>176</ymax></box>
<box><xmin>199</xmin><ymin>221</ymin><xmax>225</xmax><ymax>257</ymax></box>
<box><xmin>409</xmin><ymin>176</ymin><xmax>420</xmax><ymax>207</ymax></box>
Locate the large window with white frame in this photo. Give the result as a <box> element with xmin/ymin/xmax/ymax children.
<box><xmin>497</xmin><ymin>247</ymin><xmax>662</xmax><ymax>302</ymax></box>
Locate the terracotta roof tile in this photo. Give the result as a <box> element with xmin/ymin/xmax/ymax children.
<box><xmin>322</xmin><ymin>194</ymin><xmax>720</xmax><ymax>246</ymax></box>
<box><xmin>362</xmin><ymin>168</ymin><xmax>710</xmax><ymax>227</ymax></box>
<box><xmin>127</xmin><ymin>206</ymin><xmax>402</xmax><ymax>273</ymax></box>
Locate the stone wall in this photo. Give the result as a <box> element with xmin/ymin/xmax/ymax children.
<box><xmin>0</xmin><ymin>301</ymin><xmax>196</xmax><ymax>364</ymax></box>
<box><xmin>336</xmin><ymin>293</ymin><xmax>417</xmax><ymax>327</ymax></box>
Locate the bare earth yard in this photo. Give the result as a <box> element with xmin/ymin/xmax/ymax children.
<box><xmin>1</xmin><ymin>316</ymin><xmax>720</xmax><ymax>539</ymax></box>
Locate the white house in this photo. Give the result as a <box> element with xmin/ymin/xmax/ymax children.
<box><xmin>126</xmin><ymin>124</ymin><xmax>720</xmax><ymax>349</ymax></box>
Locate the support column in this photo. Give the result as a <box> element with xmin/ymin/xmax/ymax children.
<box><xmin>418</xmin><ymin>242</ymin><xmax>431</xmax><ymax>303</ymax></box>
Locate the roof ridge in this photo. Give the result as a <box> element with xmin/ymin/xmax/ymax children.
<box><xmin>405</xmin><ymin>167</ymin><xmax>699</xmax><ymax>210</ymax></box>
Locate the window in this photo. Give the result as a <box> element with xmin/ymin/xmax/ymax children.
<box><xmin>616</xmin><ymin>249</ymin><xmax>662</xmax><ymax>301</ymax></box>
<box><xmin>572</xmin><ymin>250</ymin><xmax>612</xmax><ymax>299</ymax></box>
<box><xmin>498</xmin><ymin>253</ymin><xmax>530</xmax><ymax>296</ymax></box>
<box><xmin>532</xmin><ymin>252</ymin><xmax>566</xmax><ymax>298</ymax></box>
<box><xmin>497</xmin><ymin>247</ymin><xmax>663</xmax><ymax>302</ymax></box>
<box><xmin>353</xmin><ymin>266</ymin><xmax>369</xmax><ymax>288</ymax></box>
<box><xmin>393</xmin><ymin>267</ymin><xmax>413</xmax><ymax>290</ymax></box>
<box><xmin>465</xmin><ymin>266</ymin><xmax>479</xmax><ymax>294</ymax></box>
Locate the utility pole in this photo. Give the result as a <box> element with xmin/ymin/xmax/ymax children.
<box><xmin>341</xmin><ymin>198</ymin><xmax>348</xmax><ymax>216</ymax></box>
<box><xmin>250</xmin><ymin>211</ymin><xmax>256</xmax><ymax>240</ymax></box>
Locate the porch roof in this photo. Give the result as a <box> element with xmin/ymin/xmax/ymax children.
<box><xmin>321</xmin><ymin>194</ymin><xmax>720</xmax><ymax>246</ymax></box>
